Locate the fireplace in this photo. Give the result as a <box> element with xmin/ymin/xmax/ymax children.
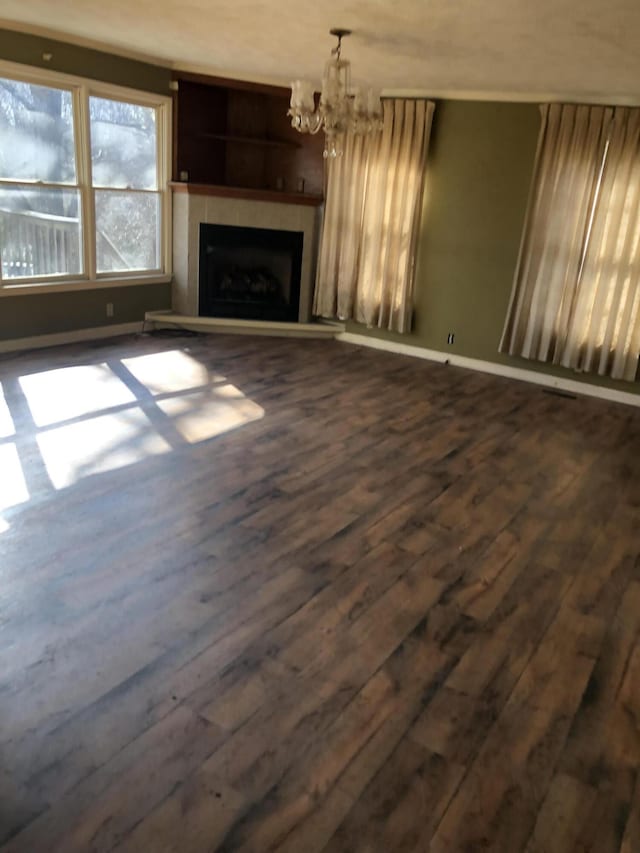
<box><xmin>199</xmin><ymin>223</ymin><xmax>304</xmax><ymax>322</ymax></box>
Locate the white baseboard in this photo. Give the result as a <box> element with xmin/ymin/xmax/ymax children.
<box><xmin>0</xmin><ymin>321</ymin><xmax>143</xmax><ymax>355</ymax></box>
<box><xmin>337</xmin><ymin>331</ymin><xmax>640</xmax><ymax>409</ymax></box>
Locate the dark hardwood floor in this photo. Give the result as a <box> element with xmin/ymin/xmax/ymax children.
<box><xmin>1</xmin><ymin>331</ymin><xmax>639</xmax><ymax>852</ymax></box>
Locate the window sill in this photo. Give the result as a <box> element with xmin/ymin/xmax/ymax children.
<box><xmin>0</xmin><ymin>275</ymin><xmax>172</xmax><ymax>297</ymax></box>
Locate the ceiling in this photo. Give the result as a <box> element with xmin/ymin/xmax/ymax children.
<box><xmin>2</xmin><ymin>0</ymin><xmax>640</xmax><ymax>103</ymax></box>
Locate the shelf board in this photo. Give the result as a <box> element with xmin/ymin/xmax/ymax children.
<box><xmin>170</xmin><ymin>182</ymin><xmax>323</xmax><ymax>207</ymax></box>
<box><xmin>198</xmin><ymin>132</ymin><xmax>301</xmax><ymax>149</ymax></box>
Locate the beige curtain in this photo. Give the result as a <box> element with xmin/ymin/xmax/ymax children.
<box><xmin>313</xmin><ymin>132</ymin><xmax>369</xmax><ymax>321</ymax></box>
<box><xmin>314</xmin><ymin>99</ymin><xmax>435</xmax><ymax>333</ymax></box>
<box><xmin>565</xmin><ymin>109</ymin><xmax>640</xmax><ymax>379</ymax></box>
<box><xmin>501</xmin><ymin>103</ymin><xmax>640</xmax><ymax>381</ymax></box>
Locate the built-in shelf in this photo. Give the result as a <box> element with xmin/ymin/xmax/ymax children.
<box><xmin>170</xmin><ymin>182</ymin><xmax>323</xmax><ymax>207</ymax></box>
<box><xmin>173</xmin><ymin>72</ymin><xmax>325</xmax><ymax>196</ymax></box>
<box><xmin>197</xmin><ymin>132</ymin><xmax>301</xmax><ymax>149</ymax></box>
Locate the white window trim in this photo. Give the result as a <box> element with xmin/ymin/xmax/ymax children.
<box><xmin>0</xmin><ymin>59</ymin><xmax>172</xmax><ymax>296</ymax></box>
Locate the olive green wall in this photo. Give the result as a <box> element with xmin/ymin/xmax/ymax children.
<box><xmin>0</xmin><ymin>27</ymin><xmax>170</xmax><ymax>92</ymax></box>
<box><xmin>0</xmin><ymin>28</ymin><xmax>172</xmax><ymax>343</ymax></box>
<box><xmin>348</xmin><ymin>99</ymin><xmax>640</xmax><ymax>395</ymax></box>
<box><xmin>0</xmin><ymin>284</ymin><xmax>169</xmax><ymax>340</ymax></box>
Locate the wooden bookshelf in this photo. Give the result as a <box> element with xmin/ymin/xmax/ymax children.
<box><xmin>173</xmin><ymin>72</ymin><xmax>324</xmax><ymax>198</ymax></box>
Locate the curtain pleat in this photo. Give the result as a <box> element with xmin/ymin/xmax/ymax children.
<box><xmin>501</xmin><ymin>102</ymin><xmax>640</xmax><ymax>381</ymax></box>
<box><xmin>314</xmin><ymin>98</ymin><xmax>434</xmax><ymax>333</ymax></box>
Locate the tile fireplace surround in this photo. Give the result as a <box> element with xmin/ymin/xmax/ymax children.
<box><xmin>171</xmin><ymin>184</ymin><xmax>323</xmax><ymax>323</ymax></box>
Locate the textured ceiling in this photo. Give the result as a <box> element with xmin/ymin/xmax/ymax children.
<box><xmin>2</xmin><ymin>0</ymin><xmax>640</xmax><ymax>103</ymax></box>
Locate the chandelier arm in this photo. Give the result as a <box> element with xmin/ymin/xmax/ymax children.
<box><xmin>307</xmin><ymin>117</ymin><xmax>324</xmax><ymax>134</ymax></box>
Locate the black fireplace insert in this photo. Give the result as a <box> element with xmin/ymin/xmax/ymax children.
<box><xmin>199</xmin><ymin>223</ymin><xmax>304</xmax><ymax>322</ymax></box>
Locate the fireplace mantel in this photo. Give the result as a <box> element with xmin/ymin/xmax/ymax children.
<box><xmin>172</xmin><ymin>186</ymin><xmax>321</xmax><ymax>322</ymax></box>
<box><xmin>170</xmin><ymin>182</ymin><xmax>323</xmax><ymax>207</ymax></box>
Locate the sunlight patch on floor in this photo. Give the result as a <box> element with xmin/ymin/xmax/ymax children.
<box><xmin>155</xmin><ymin>385</ymin><xmax>264</xmax><ymax>443</ymax></box>
<box><xmin>19</xmin><ymin>364</ymin><xmax>135</xmax><ymax>427</ymax></box>
<box><xmin>0</xmin><ymin>387</ymin><xmax>15</xmax><ymax>438</ymax></box>
<box><xmin>0</xmin><ymin>443</ymin><xmax>29</xmax><ymax>511</ymax></box>
<box><xmin>36</xmin><ymin>407</ymin><xmax>172</xmax><ymax>489</ymax></box>
<box><xmin>122</xmin><ymin>350</ymin><xmax>225</xmax><ymax>395</ymax></box>
<box><xmin>3</xmin><ymin>351</ymin><xmax>266</xmax><ymax>503</ymax></box>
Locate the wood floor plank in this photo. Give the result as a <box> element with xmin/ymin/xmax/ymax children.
<box><xmin>524</xmin><ymin>772</ymin><xmax>598</xmax><ymax>853</ymax></box>
<box><xmin>429</xmin><ymin>696</ymin><xmax>575</xmax><ymax>852</ymax></box>
<box><xmin>204</xmin><ymin>639</ymin><xmax>449</xmax><ymax>853</ymax></box>
<box><xmin>111</xmin><ymin>768</ymin><xmax>246</xmax><ymax>853</ymax></box>
<box><xmin>1</xmin><ymin>707</ymin><xmax>225</xmax><ymax>852</ymax></box>
<box><xmin>1</xmin><ymin>332</ymin><xmax>639</xmax><ymax>852</ymax></box>
<box><xmin>620</xmin><ymin>774</ymin><xmax>640</xmax><ymax>853</ymax></box>
<box><xmin>322</xmin><ymin>738</ymin><xmax>465</xmax><ymax>853</ymax></box>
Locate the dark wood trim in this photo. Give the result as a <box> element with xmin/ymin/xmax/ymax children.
<box><xmin>170</xmin><ymin>182</ymin><xmax>324</xmax><ymax>206</ymax></box>
<box><xmin>197</xmin><ymin>132</ymin><xmax>301</xmax><ymax>149</ymax></box>
<box><xmin>171</xmin><ymin>88</ymin><xmax>179</xmax><ymax>182</ymax></box>
<box><xmin>172</xmin><ymin>70</ymin><xmax>291</xmax><ymax>98</ymax></box>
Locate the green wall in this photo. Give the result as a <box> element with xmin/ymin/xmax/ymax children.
<box><xmin>348</xmin><ymin>100</ymin><xmax>640</xmax><ymax>395</ymax></box>
<box><xmin>0</xmin><ymin>284</ymin><xmax>169</xmax><ymax>340</ymax></box>
<box><xmin>0</xmin><ymin>27</ymin><xmax>170</xmax><ymax>92</ymax></box>
<box><xmin>0</xmin><ymin>28</ymin><xmax>172</xmax><ymax>342</ymax></box>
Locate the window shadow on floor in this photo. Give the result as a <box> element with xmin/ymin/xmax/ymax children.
<box><xmin>0</xmin><ymin>344</ymin><xmax>265</xmax><ymax>532</ymax></box>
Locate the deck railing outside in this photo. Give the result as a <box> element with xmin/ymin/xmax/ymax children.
<box><xmin>0</xmin><ymin>208</ymin><xmax>127</xmax><ymax>279</ymax></box>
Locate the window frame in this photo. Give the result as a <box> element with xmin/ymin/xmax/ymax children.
<box><xmin>0</xmin><ymin>59</ymin><xmax>172</xmax><ymax>296</ymax></box>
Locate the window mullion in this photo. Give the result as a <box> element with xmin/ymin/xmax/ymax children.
<box><xmin>0</xmin><ymin>179</ymin><xmax>80</xmax><ymax>191</ymax></box>
<box><xmin>160</xmin><ymin>102</ymin><xmax>172</xmax><ymax>276</ymax></box>
<box><xmin>75</xmin><ymin>83</ymin><xmax>96</xmax><ymax>280</ymax></box>
<box><xmin>90</xmin><ymin>187</ymin><xmax>159</xmax><ymax>194</ymax></box>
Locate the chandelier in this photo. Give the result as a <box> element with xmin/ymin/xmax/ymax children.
<box><xmin>288</xmin><ymin>29</ymin><xmax>383</xmax><ymax>159</ymax></box>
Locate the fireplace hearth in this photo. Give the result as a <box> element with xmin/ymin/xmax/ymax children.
<box><xmin>199</xmin><ymin>223</ymin><xmax>303</xmax><ymax>322</ymax></box>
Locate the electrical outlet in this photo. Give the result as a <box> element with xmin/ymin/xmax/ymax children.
<box><xmin>447</xmin><ymin>332</ymin><xmax>455</xmax><ymax>345</ymax></box>
<box><xmin>106</xmin><ymin>302</ymin><xmax>114</xmax><ymax>318</ymax></box>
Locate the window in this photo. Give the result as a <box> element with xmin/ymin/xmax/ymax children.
<box><xmin>90</xmin><ymin>96</ymin><xmax>161</xmax><ymax>273</ymax></box>
<box><xmin>0</xmin><ymin>78</ymin><xmax>81</xmax><ymax>280</ymax></box>
<box><xmin>0</xmin><ymin>62</ymin><xmax>170</xmax><ymax>291</ymax></box>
